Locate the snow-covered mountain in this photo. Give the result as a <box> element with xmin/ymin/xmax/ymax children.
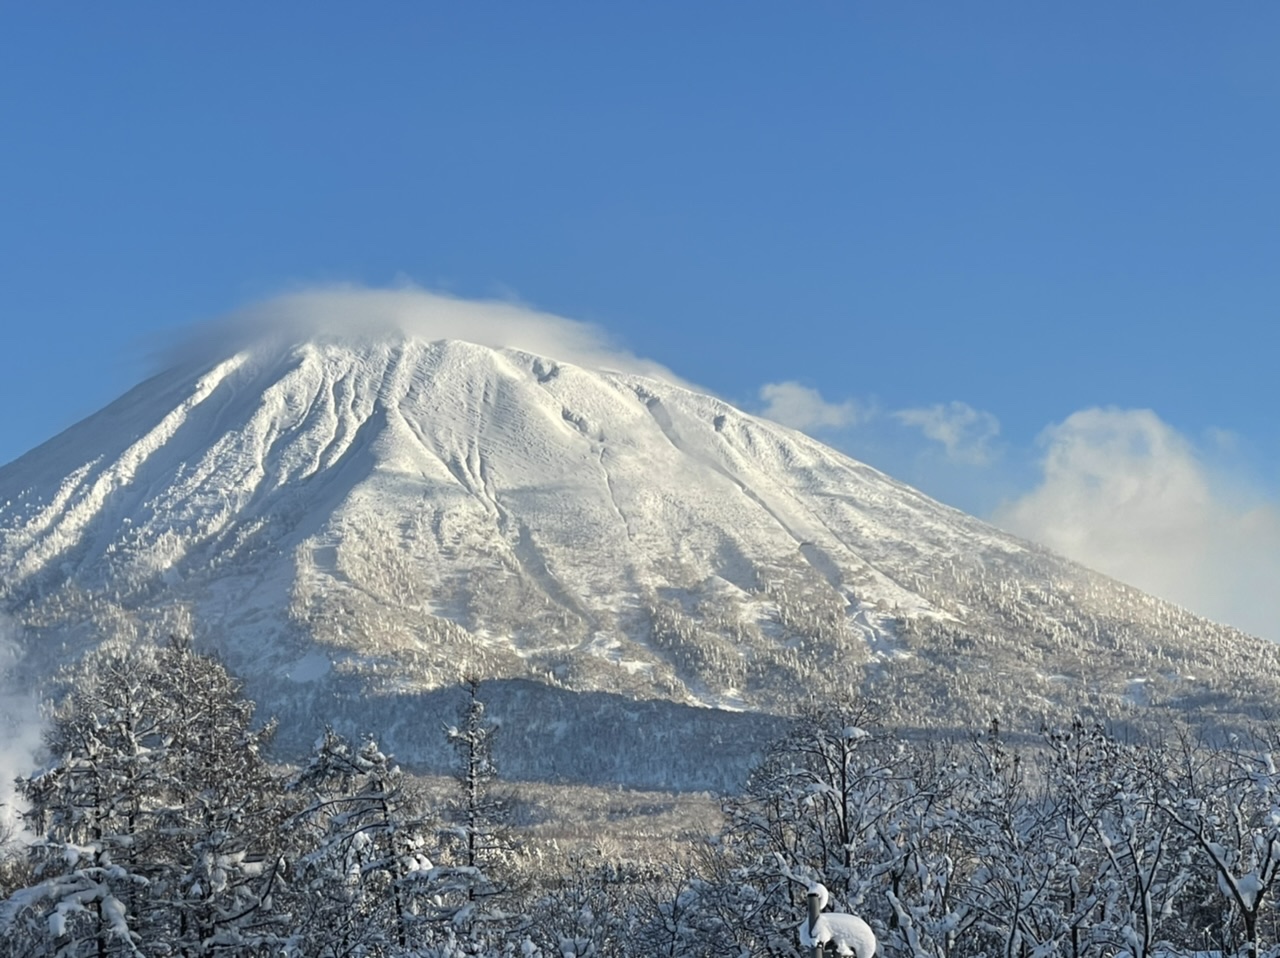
<box><xmin>2</xmin><ymin>332</ymin><xmax>1277</xmax><ymax>788</ymax></box>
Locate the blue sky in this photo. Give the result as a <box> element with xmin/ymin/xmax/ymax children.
<box><xmin>1</xmin><ymin>3</ymin><xmax>1277</xmax><ymax>638</ymax></box>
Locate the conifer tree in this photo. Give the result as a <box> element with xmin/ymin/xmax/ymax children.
<box><xmin>2</xmin><ymin>644</ymin><xmax>167</xmax><ymax>956</ymax></box>
<box><xmin>0</xmin><ymin>638</ymin><xmax>289</xmax><ymax>957</ymax></box>
<box><xmin>437</xmin><ymin>676</ymin><xmax>519</xmax><ymax>939</ymax></box>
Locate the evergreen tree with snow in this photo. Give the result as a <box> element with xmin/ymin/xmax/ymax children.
<box><xmin>0</xmin><ymin>637</ymin><xmax>290</xmax><ymax>957</ymax></box>
<box><xmin>2</xmin><ymin>643</ymin><xmax>172</xmax><ymax>956</ymax></box>
<box><xmin>147</xmin><ymin>638</ymin><xmax>290</xmax><ymax>956</ymax></box>
<box><xmin>436</xmin><ymin>676</ymin><xmax>521</xmax><ymax>942</ymax></box>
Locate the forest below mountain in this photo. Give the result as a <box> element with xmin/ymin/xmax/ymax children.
<box><xmin>4</xmin><ymin>639</ymin><xmax>1280</xmax><ymax>958</ymax></box>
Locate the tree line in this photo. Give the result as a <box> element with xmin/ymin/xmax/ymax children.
<box><xmin>0</xmin><ymin>642</ymin><xmax>523</xmax><ymax>956</ymax></box>
<box><xmin>3</xmin><ymin>641</ymin><xmax>1280</xmax><ymax>957</ymax></box>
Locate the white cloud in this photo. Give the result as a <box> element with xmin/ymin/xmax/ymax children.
<box><xmin>163</xmin><ymin>284</ymin><xmax>692</xmax><ymax>386</ymax></box>
<box><xmin>894</xmin><ymin>401</ymin><xmax>1001</xmax><ymax>465</ymax></box>
<box><xmin>758</xmin><ymin>381</ymin><xmax>864</xmax><ymax>431</ymax></box>
<box><xmin>993</xmin><ymin>407</ymin><xmax>1280</xmax><ymax>641</ymax></box>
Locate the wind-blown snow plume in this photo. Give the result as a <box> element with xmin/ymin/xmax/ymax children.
<box><xmin>994</xmin><ymin>408</ymin><xmax>1280</xmax><ymax>641</ymax></box>
<box><xmin>162</xmin><ymin>284</ymin><xmax>690</xmax><ymax>385</ymax></box>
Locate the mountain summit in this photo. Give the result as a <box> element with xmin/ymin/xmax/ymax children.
<box><xmin>2</xmin><ymin>332</ymin><xmax>1276</xmax><ymax>788</ymax></box>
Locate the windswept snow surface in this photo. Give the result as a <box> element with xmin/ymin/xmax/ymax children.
<box><xmin>2</xmin><ymin>333</ymin><xmax>1279</xmax><ymax>786</ymax></box>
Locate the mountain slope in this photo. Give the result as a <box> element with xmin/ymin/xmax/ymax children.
<box><xmin>2</xmin><ymin>333</ymin><xmax>1277</xmax><ymax>787</ymax></box>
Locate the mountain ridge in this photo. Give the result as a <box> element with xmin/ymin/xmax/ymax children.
<box><xmin>2</xmin><ymin>332</ymin><xmax>1276</xmax><ymax>789</ymax></box>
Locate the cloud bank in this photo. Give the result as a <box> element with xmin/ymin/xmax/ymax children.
<box><xmin>165</xmin><ymin>284</ymin><xmax>691</xmax><ymax>386</ymax></box>
<box><xmin>993</xmin><ymin>408</ymin><xmax>1280</xmax><ymax>641</ymax></box>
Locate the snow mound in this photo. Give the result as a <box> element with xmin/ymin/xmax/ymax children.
<box><xmin>800</xmin><ymin>912</ymin><xmax>877</xmax><ymax>958</ymax></box>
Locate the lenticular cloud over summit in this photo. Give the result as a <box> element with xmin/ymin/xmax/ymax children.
<box><xmin>165</xmin><ymin>285</ymin><xmax>689</xmax><ymax>386</ymax></box>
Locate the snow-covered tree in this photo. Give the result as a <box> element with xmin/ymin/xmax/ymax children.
<box><xmin>147</xmin><ymin>639</ymin><xmax>289</xmax><ymax>955</ymax></box>
<box><xmin>1157</xmin><ymin>729</ymin><xmax>1280</xmax><ymax>958</ymax></box>
<box><xmin>1041</xmin><ymin>721</ymin><xmax>1192</xmax><ymax>958</ymax></box>
<box><xmin>525</xmin><ymin>849</ymin><xmax>651</xmax><ymax>958</ymax></box>
<box><xmin>948</xmin><ymin>727</ymin><xmax>1036</xmax><ymax>958</ymax></box>
<box><xmin>435</xmin><ymin>676</ymin><xmax>522</xmax><ymax>941</ymax></box>
<box><xmin>629</xmin><ymin>861</ymin><xmax>733</xmax><ymax>958</ymax></box>
<box><xmin>877</xmin><ymin>745</ymin><xmax>978</xmax><ymax>958</ymax></box>
<box><xmin>285</xmin><ymin>728</ymin><xmax>435</xmax><ymax>956</ymax></box>
<box><xmin>0</xmin><ymin>638</ymin><xmax>289</xmax><ymax>957</ymax></box>
<box><xmin>2</xmin><ymin>644</ymin><xmax>171</xmax><ymax>956</ymax></box>
<box><xmin>706</xmin><ymin>700</ymin><xmax>920</xmax><ymax>956</ymax></box>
